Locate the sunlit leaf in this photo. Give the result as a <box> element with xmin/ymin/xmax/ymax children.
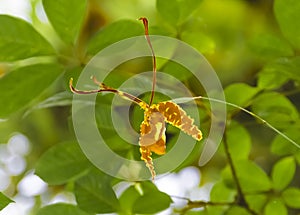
<box><xmin>271</xmin><ymin>156</ymin><xmax>295</xmax><ymax>191</ymax></box>
<box><xmin>210</xmin><ymin>181</ymin><xmax>236</xmax><ymax>202</ymax></box>
<box><xmin>181</xmin><ymin>30</ymin><xmax>215</xmax><ymax>54</ymax></box>
<box><xmin>36</xmin><ymin>203</ymin><xmax>92</xmax><ymax>215</ymax></box>
<box><xmin>42</xmin><ymin>0</ymin><xmax>87</xmax><ymax>44</ymax></box>
<box><xmin>245</xmin><ymin>194</ymin><xmax>267</xmax><ymax>214</ymax></box>
<box><xmin>178</xmin><ymin>0</ymin><xmax>203</xmax><ymax>23</ymax></box>
<box><xmin>0</xmin><ymin>15</ymin><xmax>55</xmax><ymax>61</ymax></box>
<box><xmin>226</xmin><ymin>206</ymin><xmax>251</xmax><ymax>215</ymax></box>
<box><xmin>264</xmin><ymin>199</ymin><xmax>287</xmax><ymax>215</ymax></box>
<box><xmin>87</xmin><ymin>20</ymin><xmax>143</xmax><ymax>55</ymax></box>
<box><xmin>0</xmin><ymin>63</ymin><xmax>62</xmax><ymax>118</ymax></box>
<box><xmin>274</xmin><ymin>0</ymin><xmax>300</xmax><ymax>49</ymax></box>
<box><xmin>74</xmin><ymin>171</ymin><xmax>120</xmax><ymax>213</ymax></box>
<box><xmin>35</xmin><ymin>142</ymin><xmax>92</xmax><ymax>185</ymax></box>
<box><xmin>0</xmin><ymin>192</ymin><xmax>14</xmax><ymax>211</ymax></box>
<box><xmin>282</xmin><ymin>187</ymin><xmax>300</xmax><ymax>209</ymax></box>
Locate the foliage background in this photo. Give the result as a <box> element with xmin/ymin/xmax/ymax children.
<box><xmin>0</xmin><ymin>0</ymin><xmax>300</xmax><ymax>214</ymax></box>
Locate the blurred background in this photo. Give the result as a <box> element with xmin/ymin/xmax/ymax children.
<box><xmin>0</xmin><ymin>0</ymin><xmax>299</xmax><ymax>214</ymax></box>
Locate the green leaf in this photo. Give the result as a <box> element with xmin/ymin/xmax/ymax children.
<box><xmin>178</xmin><ymin>0</ymin><xmax>202</xmax><ymax>23</ymax></box>
<box><xmin>251</xmin><ymin>92</ymin><xmax>299</xmax><ymax>129</ymax></box>
<box><xmin>210</xmin><ymin>182</ymin><xmax>236</xmax><ymax>202</ymax></box>
<box><xmin>0</xmin><ymin>15</ymin><xmax>55</xmax><ymax>61</ymax></box>
<box><xmin>131</xmin><ymin>182</ymin><xmax>172</xmax><ymax>214</ymax></box>
<box><xmin>274</xmin><ymin>0</ymin><xmax>300</xmax><ymax>49</ymax></box>
<box><xmin>226</xmin><ymin>206</ymin><xmax>251</xmax><ymax>215</ymax></box>
<box><xmin>181</xmin><ymin>30</ymin><xmax>215</xmax><ymax>54</ymax></box>
<box><xmin>74</xmin><ymin>171</ymin><xmax>120</xmax><ymax>214</ymax></box>
<box><xmin>264</xmin><ymin>199</ymin><xmax>287</xmax><ymax>215</ymax></box>
<box><xmin>42</xmin><ymin>0</ymin><xmax>87</xmax><ymax>44</ymax></box>
<box><xmin>156</xmin><ymin>0</ymin><xmax>180</xmax><ymax>26</ymax></box>
<box><xmin>36</xmin><ymin>203</ymin><xmax>92</xmax><ymax>215</ymax></box>
<box><xmin>282</xmin><ymin>187</ymin><xmax>300</xmax><ymax>209</ymax></box>
<box><xmin>257</xmin><ymin>57</ymin><xmax>300</xmax><ymax>89</ymax></box>
<box><xmin>0</xmin><ymin>63</ymin><xmax>62</xmax><ymax>118</ymax></box>
<box><xmin>0</xmin><ymin>192</ymin><xmax>14</xmax><ymax>211</ymax></box>
<box><xmin>271</xmin><ymin>126</ymin><xmax>300</xmax><ymax>156</ymax></box>
<box><xmin>35</xmin><ymin>142</ymin><xmax>92</xmax><ymax>185</ymax></box>
<box><xmin>222</xmin><ymin>160</ymin><xmax>272</xmax><ymax>193</ymax></box>
<box><xmin>226</xmin><ymin>121</ymin><xmax>251</xmax><ymax>162</ymax></box>
<box><xmin>245</xmin><ymin>194</ymin><xmax>267</xmax><ymax>214</ymax></box>
<box><xmin>271</xmin><ymin>156</ymin><xmax>296</xmax><ymax>191</ymax></box>
<box><xmin>87</xmin><ymin>20</ymin><xmax>143</xmax><ymax>55</ymax></box>
<box><xmin>225</xmin><ymin>83</ymin><xmax>260</xmax><ymax>113</ymax></box>
<box><xmin>249</xmin><ymin>34</ymin><xmax>294</xmax><ymax>59</ymax></box>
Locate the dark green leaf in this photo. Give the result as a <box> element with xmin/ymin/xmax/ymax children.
<box><xmin>156</xmin><ymin>0</ymin><xmax>180</xmax><ymax>26</ymax></box>
<box><xmin>35</xmin><ymin>142</ymin><xmax>92</xmax><ymax>185</ymax></box>
<box><xmin>75</xmin><ymin>171</ymin><xmax>120</xmax><ymax>213</ymax></box>
<box><xmin>274</xmin><ymin>0</ymin><xmax>300</xmax><ymax>49</ymax></box>
<box><xmin>0</xmin><ymin>192</ymin><xmax>14</xmax><ymax>211</ymax></box>
<box><xmin>42</xmin><ymin>0</ymin><xmax>87</xmax><ymax>44</ymax></box>
<box><xmin>0</xmin><ymin>63</ymin><xmax>62</xmax><ymax>118</ymax></box>
<box><xmin>282</xmin><ymin>187</ymin><xmax>300</xmax><ymax>209</ymax></box>
<box><xmin>249</xmin><ymin>34</ymin><xmax>294</xmax><ymax>59</ymax></box>
<box><xmin>87</xmin><ymin>20</ymin><xmax>143</xmax><ymax>55</ymax></box>
<box><xmin>264</xmin><ymin>199</ymin><xmax>287</xmax><ymax>215</ymax></box>
<box><xmin>36</xmin><ymin>203</ymin><xmax>93</xmax><ymax>215</ymax></box>
<box><xmin>0</xmin><ymin>15</ymin><xmax>55</xmax><ymax>61</ymax></box>
<box><xmin>271</xmin><ymin>156</ymin><xmax>296</xmax><ymax>191</ymax></box>
<box><xmin>251</xmin><ymin>92</ymin><xmax>298</xmax><ymax>129</ymax></box>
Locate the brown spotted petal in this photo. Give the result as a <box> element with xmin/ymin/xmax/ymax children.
<box><xmin>139</xmin><ymin>110</ymin><xmax>167</xmax><ymax>180</ymax></box>
<box><xmin>153</xmin><ymin>101</ymin><xmax>203</xmax><ymax>141</ymax></box>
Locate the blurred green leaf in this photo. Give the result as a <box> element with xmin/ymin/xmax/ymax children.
<box><xmin>210</xmin><ymin>181</ymin><xmax>236</xmax><ymax>202</ymax></box>
<box><xmin>0</xmin><ymin>63</ymin><xmax>62</xmax><ymax>118</ymax></box>
<box><xmin>121</xmin><ymin>181</ymin><xmax>172</xmax><ymax>214</ymax></box>
<box><xmin>226</xmin><ymin>121</ymin><xmax>251</xmax><ymax>162</ymax></box>
<box><xmin>274</xmin><ymin>0</ymin><xmax>300</xmax><ymax>49</ymax></box>
<box><xmin>271</xmin><ymin>156</ymin><xmax>295</xmax><ymax>191</ymax></box>
<box><xmin>178</xmin><ymin>0</ymin><xmax>202</xmax><ymax>23</ymax></box>
<box><xmin>282</xmin><ymin>187</ymin><xmax>300</xmax><ymax>209</ymax></box>
<box><xmin>226</xmin><ymin>206</ymin><xmax>251</xmax><ymax>215</ymax></box>
<box><xmin>0</xmin><ymin>192</ymin><xmax>13</xmax><ymax>211</ymax></box>
<box><xmin>222</xmin><ymin>160</ymin><xmax>272</xmax><ymax>193</ymax></box>
<box><xmin>74</xmin><ymin>171</ymin><xmax>120</xmax><ymax>214</ymax></box>
<box><xmin>36</xmin><ymin>203</ymin><xmax>93</xmax><ymax>215</ymax></box>
<box><xmin>87</xmin><ymin>20</ymin><xmax>143</xmax><ymax>55</ymax></box>
<box><xmin>245</xmin><ymin>194</ymin><xmax>267</xmax><ymax>214</ymax></box>
<box><xmin>0</xmin><ymin>15</ymin><xmax>55</xmax><ymax>61</ymax></box>
<box><xmin>264</xmin><ymin>199</ymin><xmax>287</xmax><ymax>215</ymax></box>
<box><xmin>156</xmin><ymin>0</ymin><xmax>180</xmax><ymax>26</ymax></box>
<box><xmin>225</xmin><ymin>83</ymin><xmax>259</xmax><ymax>113</ymax></box>
<box><xmin>271</xmin><ymin>126</ymin><xmax>300</xmax><ymax>155</ymax></box>
<box><xmin>35</xmin><ymin>142</ymin><xmax>92</xmax><ymax>185</ymax></box>
<box><xmin>249</xmin><ymin>34</ymin><xmax>294</xmax><ymax>59</ymax></box>
<box><xmin>251</xmin><ymin>92</ymin><xmax>299</xmax><ymax>129</ymax></box>
<box><xmin>258</xmin><ymin>57</ymin><xmax>300</xmax><ymax>89</ymax></box>
<box><xmin>42</xmin><ymin>0</ymin><xmax>87</xmax><ymax>45</ymax></box>
<box><xmin>181</xmin><ymin>30</ymin><xmax>215</xmax><ymax>54</ymax></box>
